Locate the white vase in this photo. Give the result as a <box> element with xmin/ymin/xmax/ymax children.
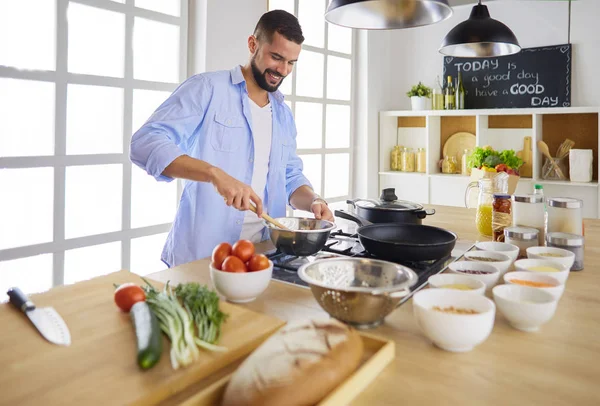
<box><xmin>410</xmin><ymin>96</ymin><xmax>430</xmax><ymax>111</ymax></box>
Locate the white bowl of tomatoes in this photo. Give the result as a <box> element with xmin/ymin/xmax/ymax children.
<box><xmin>209</xmin><ymin>240</ymin><xmax>273</xmax><ymax>303</ymax></box>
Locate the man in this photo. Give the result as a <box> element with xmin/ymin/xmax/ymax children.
<box><xmin>130</xmin><ymin>10</ymin><xmax>334</xmax><ymax>268</ymax></box>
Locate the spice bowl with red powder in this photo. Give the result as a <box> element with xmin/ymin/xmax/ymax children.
<box><xmin>448</xmin><ymin>260</ymin><xmax>501</xmax><ymax>290</ymax></box>
<box><xmin>503</xmin><ymin>271</ymin><xmax>565</xmax><ymax>301</ymax></box>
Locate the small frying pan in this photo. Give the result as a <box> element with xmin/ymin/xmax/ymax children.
<box><xmin>335</xmin><ymin>210</ymin><xmax>457</xmax><ymax>262</ymax></box>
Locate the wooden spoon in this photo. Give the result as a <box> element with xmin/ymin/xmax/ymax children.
<box><xmin>537</xmin><ymin>140</ymin><xmax>567</xmax><ymax>180</ymax></box>
<box><xmin>248</xmin><ymin>205</ymin><xmax>291</xmax><ymax>230</ymax></box>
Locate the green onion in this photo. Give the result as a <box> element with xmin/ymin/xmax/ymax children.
<box><xmin>141</xmin><ymin>278</ymin><xmax>228</xmax><ymax>369</ymax></box>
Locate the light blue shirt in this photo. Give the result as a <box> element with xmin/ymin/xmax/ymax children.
<box><xmin>130</xmin><ymin>66</ymin><xmax>311</xmax><ymax>267</ymax></box>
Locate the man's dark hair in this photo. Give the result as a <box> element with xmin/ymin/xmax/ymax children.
<box><xmin>254</xmin><ymin>10</ymin><xmax>304</xmax><ymax>45</ymax></box>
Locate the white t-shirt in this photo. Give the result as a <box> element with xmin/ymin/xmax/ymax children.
<box><xmin>240</xmin><ymin>98</ymin><xmax>272</xmax><ymax>242</ymax></box>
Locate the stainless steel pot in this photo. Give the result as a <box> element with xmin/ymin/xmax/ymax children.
<box><xmin>347</xmin><ymin>188</ymin><xmax>435</xmax><ymax>224</ymax></box>
<box><xmin>264</xmin><ymin>218</ymin><xmax>336</xmax><ymax>257</ymax></box>
<box><xmin>298</xmin><ymin>258</ymin><xmax>418</xmax><ymax>329</ymax></box>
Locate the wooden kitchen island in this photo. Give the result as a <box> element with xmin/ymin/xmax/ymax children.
<box><xmin>147</xmin><ymin>205</ymin><xmax>600</xmax><ymax>406</ymax></box>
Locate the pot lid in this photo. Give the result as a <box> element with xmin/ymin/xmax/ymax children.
<box><xmin>354</xmin><ymin>199</ymin><xmax>424</xmax><ymax>212</ymax></box>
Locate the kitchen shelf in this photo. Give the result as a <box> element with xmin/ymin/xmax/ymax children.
<box><xmin>380</xmin><ymin>106</ymin><xmax>600</xmax><ymax>117</ymax></box>
<box><xmin>378</xmin><ymin>171</ymin><xmax>427</xmax><ymax>177</ymax></box>
<box><xmin>537</xmin><ymin>180</ymin><xmax>599</xmax><ymax>188</ymax></box>
<box><xmin>379</xmin><ymin>106</ymin><xmax>600</xmax><ymax>218</ymax></box>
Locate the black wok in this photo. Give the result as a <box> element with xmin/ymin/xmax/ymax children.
<box><xmin>335</xmin><ymin>210</ymin><xmax>457</xmax><ymax>262</ymax></box>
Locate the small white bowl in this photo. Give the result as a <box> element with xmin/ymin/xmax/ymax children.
<box><xmin>413</xmin><ymin>289</ymin><xmax>496</xmax><ymax>352</ymax></box>
<box><xmin>464</xmin><ymin>250</ymin><xmax>512</xmax><ymax>276</ymax></box>
<box><xmin>492</xmin><ymin>284</ymin><xmax>558</xmax><ymax>332</ymax></box>
<box><xmin>209</xmin><ymin>261</ymin><xmax>273</xmax><ymax>303</ymax></box>
<box><xmin>475</xmin><ymin>241</ymin><xmax>519</xmax><ymax>263</ymax></box>
<box><xmin>448</xmin><ymin>261</ymin><xmax>501</xmax><ymax>289</ymax></box>
<box><xmin>428</xmin><ymin>274</ymin><xmax>486</xmax><ymax>296</ymax></box>
<box><xmin>514</xmin><ymin>259</ymin><xmax>570</xmax><ymax>284</ymax></box>
<box><xmin>526</xmin><ymin>246</ymin><xmax>575</xmax><ymax>270</ymax></box>
<box><xmin>503</xmin><ymin>271</ymin><xmax>565</xmax><ymax>301</ymax></box>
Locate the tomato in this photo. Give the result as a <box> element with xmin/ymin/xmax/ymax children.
<box><xmin>212</xmin><ymin>242</ymin><xmax>232</xmax><ymax>270</ymax></box>
<box><xmin>222</xmin><ymin>256</ymin><xmax>248</xmax><ymax>273</ymax></box>
<box><xmin>114</xmin><ymin>283</ymin><xmax>146</xmax><ymax>312</ymax></box>
<box><xmin>248</xmin><ymin>254</ymin><xmax>270</xmax><ymax>272</ymax></box>
<box><xmin>232</xmin><ymin>239</ymin><xmax>255</xmax><ymax>262</ymax></box>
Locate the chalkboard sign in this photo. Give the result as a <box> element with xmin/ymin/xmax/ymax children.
<box><xmin>442</xmin><ymin>44</ymin><xmax>572</xmax><ymax>109</ymax></box>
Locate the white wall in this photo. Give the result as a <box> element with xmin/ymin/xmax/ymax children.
<box><xmin>354</xmin><ymin>0</ymin><xmax>600</xmax><ymax>199</ymax></box>
<box><xmin>189</xmin><ymin>0</ymin><xmax>267</xmax><ymax>75</ymax></box>
<box><xmin>385</xmin><ymin>0</ymin><xmax>599</xmax><ymax>110</ymax></box>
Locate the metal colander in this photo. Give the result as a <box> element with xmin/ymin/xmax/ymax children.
<box><xmin>298</xmin><ymin>258</ymin><xmax>418</xmax><ymax>329</ymax></box>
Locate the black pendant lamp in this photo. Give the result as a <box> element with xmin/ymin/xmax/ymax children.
<box><xmin>325</xmin><ymin>0</ymin><xmax>453</xmax><ymax>30</ymax></box>
<box><xmin>439</xmin><ymin>0</ymin><xmax>520</xmax><ymax>57</ymax></box>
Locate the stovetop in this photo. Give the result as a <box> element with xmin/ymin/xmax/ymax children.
<box><xmin>266</xmin><ymin>228</ymin><xmax>475</xmax><ymax>306</ymax></box>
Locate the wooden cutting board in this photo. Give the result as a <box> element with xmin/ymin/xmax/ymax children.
<box><xmin>0</xmin><ymin>270</ymin><xmax>285</xmax><ymax>406</ymax></box>
<box><xmin>517</xmin><ymin>136</ymin><xmax>533</xmax><ymax>178</ymax></box>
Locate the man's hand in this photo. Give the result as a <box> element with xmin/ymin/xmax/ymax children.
<box><xmin>209</xmin><ymin>167</ymin><xmax>263</xmax><ymax>217</ymax></box>
<box><xmin>311</xmin><ymin>200</ymin><xmax>334</xmax><ymax>221</ymax></box>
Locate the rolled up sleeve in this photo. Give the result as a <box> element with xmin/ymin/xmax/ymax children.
<box><xmin>130</xmin><ymin>75</ymin><xmax>211</xmax><ymax>182</ymax></box>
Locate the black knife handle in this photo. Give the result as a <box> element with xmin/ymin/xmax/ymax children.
<box><xmin>7</xmin><ymin>287</ymin><xmax>35</xmax><ymax>312</ymax></box>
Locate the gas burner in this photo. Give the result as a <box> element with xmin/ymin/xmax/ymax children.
<box><xmin>267</xmin><ymin>237</ymin><xmax>476</xmax><ymax>306</ymax></box>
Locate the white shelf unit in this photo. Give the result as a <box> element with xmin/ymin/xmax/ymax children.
<box><xmin>379</xmin><ymin>107</ymin><xmax>600</xmax><ymax>218</ymax></box>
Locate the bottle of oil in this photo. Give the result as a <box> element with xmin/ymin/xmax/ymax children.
<box><xmin>456</xmin><ymin>70</ymin><xmax>465</xmax><ymax>109</ymax></box>
<box><xmin>444</xmin><ymin>75</ymin><xmax>455</xmax><ymax>110</ymax></box>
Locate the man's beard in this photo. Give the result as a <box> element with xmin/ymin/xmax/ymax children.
<box><xmin>251</xmin><ymin>57</ymin><xmax>285</xmax><ymax>92</ymax></box>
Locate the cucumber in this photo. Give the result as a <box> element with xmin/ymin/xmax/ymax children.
<box><xmin>130</xmin><ymin>301</ymin><xmax>162</xmax><ymax>370</ymax></box>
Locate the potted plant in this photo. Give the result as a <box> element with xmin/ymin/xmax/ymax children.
<box><xmin>406</xmin><ymin>82</ymin><xmax>432</xmax><ymax>111</ymax></box>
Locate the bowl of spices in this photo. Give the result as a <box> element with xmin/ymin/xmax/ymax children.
<box><xmin>492</xmin><ymin>284</ymin><xmax>558</xmax><ymax>332</ymax></box>
<box><xmin>428</xmin><ymin>274</ymin><xmax>486</xmax><ymax>296</ymax></box>
<box><xmin>448</xmin><ymin>260</ymin><xmax>500</xmax><ymax>289</ymax></box>
<box><xmin>464</xmin><ymin>250</ymin><xmax>512</xmax><ymax>276</ymax></box>
<box><xmin>514</xmin><ymin>258</ymin><xmax>570</xmax><ymax>284</ymax></box>
<box><xmin>413</xmin><ymin>289</ymin><xmax>496</xmax><ymax>352</ymax></box>
<box><xmin>503</xmin><ymin>271</ymin><xmax>565</xmax><ymax>301</ymax></box>
<box><xmin>526</xmin><ymin>246</ymin><xmax>575</xmax><ymax>270</ymax></box>
<box><xmin>475</xmin><ymin>241</ymin><xmax>519</xmax><ymax>263</ymax></box>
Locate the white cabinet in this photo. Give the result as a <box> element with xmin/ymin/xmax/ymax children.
<box><xmin>379</xmin><ymin>107</ymin><xmax>600</xmax><ymax>218</ymax></box>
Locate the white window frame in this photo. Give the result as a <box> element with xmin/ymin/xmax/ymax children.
<box><xmin>0</xmin><ymin>0</ymin><xmax>188</xmax><ymax>286</ymax></box>
<box><xmin>268</xmin><ymin>0</ymin><xmax>355</xmax><ymax>213</ymax></box>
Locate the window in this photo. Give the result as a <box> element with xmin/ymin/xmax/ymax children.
<box><xmin>268</xmin><ymin>0</ymin><xmax>354</xmax><ymax>216</ymax></box>
<box><xmin>0</xmin><ymin>0</ymin><xmax>187</xmax><ymax>293</ymax></box>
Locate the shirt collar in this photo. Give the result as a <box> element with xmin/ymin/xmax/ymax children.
<box><xmin>230</xmin><ymin>65</ymin><xmax>285</xmax><ymax>104</ymax></box>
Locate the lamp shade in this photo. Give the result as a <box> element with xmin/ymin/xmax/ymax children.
<box><xmin>325</xmin><ymin>0</ymin><xmax>453</xmax><ymax>29</ymax></box>
<box><xmin>439</xmin><ymin>3</ymin><xmax>520</xmax><ymax>57</ymax></box>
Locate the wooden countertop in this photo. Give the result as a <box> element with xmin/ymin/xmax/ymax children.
<box><xmin>148</xmin><ymin>205</ymin><xmax>600</xmax><ymax>406</ymax></box>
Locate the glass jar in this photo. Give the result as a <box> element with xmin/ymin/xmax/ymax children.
<box><xmin>465</xmin><ymin>173</ymin><xmax>509</xmax><ymax>237</ymax></box>
<box><xmin>492</xmin><ymin>194</ymin><xmax>512</xmax><ymax>242</ymax></box>
<box><xmin>441</xmin><ymin>155</ymin><xmax>457</xmax><ymax>174</ymax></box>
<box><xmin>547</xmin><ymin>197</ymin><xmax>583</xmax><ymax>235</ymax></box>
<box><xmin>401</xmin><ymin>147</ymin><xmax>415</xmax><ymax>172</ymax></box>
<box><xmin>512</xmin><ymin>194</ymin><xmax>545</xmax><ymax>245</ymax></box>
<box><xmin>541</xmin><ymin>156</ymin><xmax>568</xmax><ymax>180</ymax></box>
<box><xmin>416</xmin><ymin>148</ymin><xmax>426</xmax><ymax>173</ymax></box>
<box><xmin>504</xmin><ymin>226</ymin><xmax>539</xmax><ymax>259</ymax></box>
<box><xmin>461</xmin><ymin>149</ymin><xmax>472</xmax><ymax>176</ymax></box>
<box><xmin>390</xmin><ymin>145</ymin><xmax>401</xmax><ymax>171</ymax></box>
<box><xmin>546</xmin><ymin>232</ymin><xmax>584</xmax><ymax>271</ymax></box>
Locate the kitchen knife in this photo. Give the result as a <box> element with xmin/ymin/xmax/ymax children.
<box><xmin>7</xmin><ymin>287</ymin><xmax>71</xmax><ymax>346</ymax></box>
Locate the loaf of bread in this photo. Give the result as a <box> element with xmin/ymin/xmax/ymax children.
<box><xmin>221</xmin><ymin>319</ymin><xmax>364</xmax><ymax>406</ymax></box>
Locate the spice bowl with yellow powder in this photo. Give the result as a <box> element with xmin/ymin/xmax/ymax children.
<box><xmin>428</xmin><ymin>273</ymin><xmax>486</xmax><ymax>296</ymax></box>
<box><xmin>526</xmin><ymin>246</ymin><xmax>575</xmax><ymax>270</ymax></box>
<box><xmin>514</xmin><ymin>258</ymin><xmax>570</xmax><ymax>284</ymax></box>
<box><xmin>503</xmin><ymin>271</ymin><xmax>565</xmax><ymax>301</ymax></box>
